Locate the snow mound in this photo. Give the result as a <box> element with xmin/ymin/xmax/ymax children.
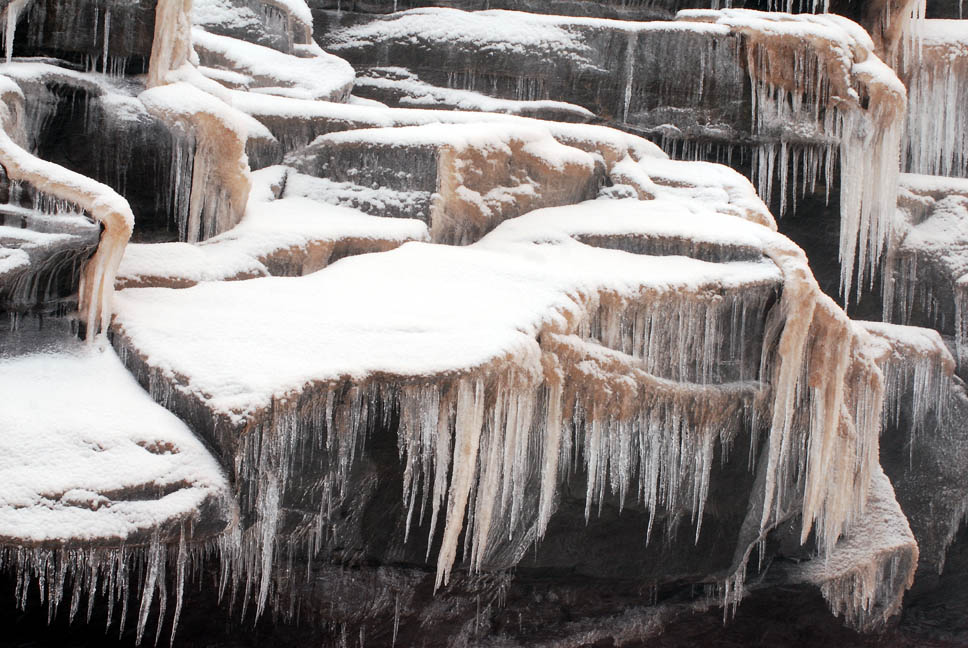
<box><xmin>0</xmin><ymin>337</ymin><xmax>233</xmax><ymax>546</ymax></box>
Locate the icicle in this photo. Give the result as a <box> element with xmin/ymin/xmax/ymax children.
<box><xmin>621</xmin><ymin>32</ymin><xmax>636</xmax><ymax>124</ymax></box>
<box><xmin>536</xmin><ymin>376</ymin><xmax>563</xmax><ymax>539</ymax></box>
<box><xmin>435</xmin><ymin>379</ymin><xmax>485</xmax><ymax>590</ymax></box>
<box><xmin>136</xmin><ymin>534</ymin><xmax>163</xmax><ymax>645</ymax></box>
<box><xmin>101</xmin><ymin>8</ymin><xmax>111</xmax><ymax>73</ymax></box>
<box><xmin>170</xmin><ymin>527</ymin><xmax>188</xmax><ymax>645</ymax></box>
<box><xmin>2</xmin><ymin>0</ymin><xmax>26</xmax><ymax>63</ymax></box>
<box><xmin>733</xmin><ymin>26</ymin><xmax>906</xmax><ymax>303</ymax></box>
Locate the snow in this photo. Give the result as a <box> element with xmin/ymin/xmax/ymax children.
<box><xmin>117</xmin><ymin>166</ymin><xmax>428</xmax><ymax>287</ymax></box>
<box><xmin>139</xmin><ymin>81</ymin><xmax>269</xmax><ymax>143</ymax></box>
<box><xmin>900</xmin><ymin>172</ymin><xmax>968</xmax><ymax>195</ymax></box>
<box><xmin>887</xmin><ymin>178</ymin><xmax>968</xmax><ymax>369</ymax></box>
<box><xmin>678</xmin><ymin>8</ymin><xmax>878</xmax><ymax>55</ymax></box>
<box><xmin>325</xmin><ymin>7</ymin><xmax>905</xmax><ymax>302</ymax></box>
<box><xmin>0</xmin><ymin>338</ymin><xmax>232</xmax><ymax>545</ymax></box>
<box><xmin>313</xmin><ymin>122</ymin><xmax>598</xmax><ymax>171</ymax></box>
<box><xmin>0</xmin><ymin>246</ymin><xmax>28</xmax><ymax>275</ymax></box>
<box><xmin>479</xmin><ymin>197</ymin><xmax>771</xmax><ymax>253</ymax></box>
<box><xmin>0</xmin><ymin>0</ymin><xmax>931</xmax><ymax>633</ymax></box>
<box><xmin>354</xmin><ymin>67</ymin><xmax>595</xmax><ymax>121</ymax></box>
<box><xmin>113</xmin><ymin>176</ymin><xmax>887</xmax><ymax>606</ymax></box>
<box><xmin>290</xmin><ymin>120</ymin><xmax>614</xmax><ymax>244</ymax></box>
<box><xmin>192</xmin><ymin>0</ymin><xmax>314</xmax><ymax>37</ymax></box>
<box><xmin>860</xmin><ymin>321</ymin><xmax>953</xmax><ymax>443</ymax></box>
<box><xmin>326</xmin><ymin>8</ymin><xmax>596</xmax><ymax>63</ymax></box>
<box><xmin>115</xmin><ymin>225</ymin><xmax>778</xmax><ymax>417</ymax></box>
<box><xmin>113</xmin><ymin>193</ymin><xmax>789</xmax><ymax>598</ymax></box>
<box><xmin>916</xmin><ymin>18</ymin><xmax>968</xmax><ymax>49</ymax></box>
<box><xmin>0</xmin><ymin>223</ymin><xmax>90</xmax><ymax>287</ymax></box>
<box><xmin>193</xmin><ymin>0</ymin><xmax>267</xmax><ymax>35</ymax></box>
<box><xmin>223</xmin><ymin>86</ymin><xmax>666</xmax><ymax>166</ymax></box>
<box><xmin>192</xmin><ymin>28</ymin><xmax>354</xmax><ymax>102</ymax></box>
<box><xmin>263</xmin><ymin>0</ymin><xmax>313</xmax><ymax>28</ymax></box>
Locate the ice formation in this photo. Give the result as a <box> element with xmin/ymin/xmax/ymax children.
<box><xmin>110</xmin><ymin>171</ymin><xmax>905</xmax><ymax>625</ymax></box>
<box><xmin>324</xmin><ymin>8</ymin><xmax>907</xmax><ymax>299</ymax></box>
<box><xmin>794</xmin><ymin>465</ymin><xmax>916</xmax><ymax>632</ymax></box>
<box><xmin>0</xmin><ymin>73</ymin><xmax>132</xmax><ymax>335</ymax></box>
<box><xmin>884</xmin><ymin>174</ymin><xmax>968</xmax><ymax>371</ymax></box>
<box><xmin>0</xmin><ymin>0</ymin><xmax>961</xmax><ymax>643</ymax></box>
<box><xmin>900</xmin><ymin>19</ymin><xmax>968</xmax><ymax>178</ymax></box>
<box><xmin>0</xmin><ymin>332</ymin><xmax>234</xmax><ymax>641</ymax></box>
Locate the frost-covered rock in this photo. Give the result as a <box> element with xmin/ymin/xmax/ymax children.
<box><xmin>352</xmin><ymin>66</ymin><xmax>596</xmax><ymax>122</ymax></box>
<box><xmin>108</xmin><ymin>160</ymin><xmax>901</xmax><ymax>635</ymax></box>
<box><xmin>285</xmin><ymin>122</ymin><xmax>605</xmax><ymax>243</ymax></box>
<box><xmin>1</xmin><ymin>0</ymin><xmax>964</xmax><ymax>642</ymax></box>
<box><xmin>885</xmin><ymin>173</ymin><xmax>968</xmax><ymax>375</ymax></box>
<box><xmin>0</xmin><ymin>337</ymin><xmax>233</xmax><ymax>547</ymax></box>
<box><xmin>862</xmin><ymin>321</ymin><xmax>968</xmax><ymax>577</ymax></box>
<box><xmin>0</xmin><ymin>331</ymin><xmax>235</xmax><ymax>642</ymax></box>
<box><xmin>194</xmin><ymin>0</ymin><xmax>314</xmax><ymax>53</ymax></box>
<box><xmin>192</xmin><ymin>27</ymin><xmax>354</xmax><ymax>102</ymax></box>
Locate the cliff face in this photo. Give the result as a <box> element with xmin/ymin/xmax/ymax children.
<box><xmin>0</xmin><ymin>0</ymin><xmax>966</xmax><ymax>645</ymax></box>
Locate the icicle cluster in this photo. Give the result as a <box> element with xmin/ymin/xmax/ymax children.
<box><xmin>899</xmin><ymin>24</ymin><xmax>968</xmax><ymax>178</ymax></box>
<box><xmin>750</xmin><ymin>228</ymin><xmax>886</xmax><ymax>560</ymax></box>
<box><xmin>861</xmin><ymin>321</ymin><xmax>953</xmax><ymax>445</ymax></box>
<box><xmin>112</xmin><ymin>211</ymin><xmax>897</xmax><ymax>627</ymax></box>
<box><xmin>140</xmin><ymin>83</ymin><xmax>252</xmax><ymax>243</ymax></box>
<box><xmin>797</xmin><ymin>466</ymin><xmax>917</xmax><ymax>632</ymax></box>
<box><xmin>733</xmin><ymin>22</ymin><xmax>905</xmax><ymax>302</ymax></box>
<box><xmin>0</xmin><ymin>529</ymin><xmax>242</xmax><ymax>645</ymax></box>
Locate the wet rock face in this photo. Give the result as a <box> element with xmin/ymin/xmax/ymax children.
<box><xmin>15</xmin><ymin>0</ymin><xmax>157</xmax><ymax>72</ymax></box>
<box><xmin>881</xmin><ymin>382</ymin><xmax>968</xmax><ymax>575</ymax></box>
<box><xmin>926</xmin><ymin>0</ymin><xmax>965</xmax><ymax>18</ymax></box>
<box><xmin>16</xmin><ymin>76</ymin><xmax>181</xmax><ymax>240</ymax></box>
<box><xmin>0</xmin><ymin>206</ymin><xmax>99</xmax><ymax>316</ymax></box>
<box><xmin>321</xmin><ymin>14</ymin><xmax>752</xmax><ymax>141</ymax></box>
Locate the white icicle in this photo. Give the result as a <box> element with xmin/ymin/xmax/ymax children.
<box><xmin>435</xmin><ymin>379</ymin><xmax>485</xmax><ymax>589</ymax></box>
